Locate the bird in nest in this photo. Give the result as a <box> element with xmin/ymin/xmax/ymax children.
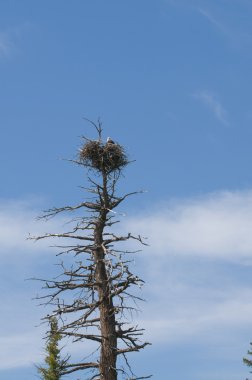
<box><xmin>106</xmin><ymin>137</ymin><xmax>115</xmax><ymax>144</ymax></box>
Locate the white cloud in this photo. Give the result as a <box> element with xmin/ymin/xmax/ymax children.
<box><xmin>125</xmin><ymin>190</ymin><xmax>252</xmax><ymax>261</ymax></box>
<box><xmin>193</xmin><ymin>90</ymin><xmax>229</xmax><ymax>125</ymax></box>
<box><xmin>119</xmin><ymin>189</ymin><xmax>252</xmax><ymax>347</ymax></box>
<box><xmin>139</xmin><ymin>285</ymin><xmax>252</xmax><ymax>344</ymax></box>
<box><xmin>0</xmin><ymin>198</ymin><xmax>68</xmax><ymax>255</ymax></box>
<box><xmin>0</xmin><ymin>198</ymin><xmax>98</xmax><ymax>370</ymax></box>
<box><xmin>2</xmin><ymin>192</ymin><xmax>252</xmax><ymax>369</ymax></box>
<box><xmin>0</xmin><ymin>330</ymin><xmax>96</xmax><ymax>370</ymax></box>
<box><xmin>0</xmin><ymin>333</ymin><xmax>41</xmax><ymax>369</ymax></box>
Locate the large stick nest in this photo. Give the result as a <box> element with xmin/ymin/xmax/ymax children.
<box><xmin>79</xmin><ymin>140</ymin><xmax>129</xmax><ymax>173</ymax></box>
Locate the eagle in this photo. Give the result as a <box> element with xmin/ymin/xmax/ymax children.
<box><xmin>106</xmin><ymin>137</ymin><xmax>115</xmax><ymax>144</ymax></box>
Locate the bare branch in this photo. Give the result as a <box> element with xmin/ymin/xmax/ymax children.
<box><xmin>62</xmin><ymin>361</ymin><xmax>99</xmax><ymax>375</ymax></box>
<box><xmin>37</xmin><ymin>201</ymin><xmax>100</xmax><ymax>220</ymax></box>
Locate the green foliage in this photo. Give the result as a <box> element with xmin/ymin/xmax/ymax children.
<box><xmin>37</xmin><ymin>317</ymin><xmax>66</xmax><ymax>380</ymax></box>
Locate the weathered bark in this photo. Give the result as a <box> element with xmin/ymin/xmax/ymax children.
<box><xmin>95</xmin><ymin>245</ymin><xmax>117</xmax><ymax>380</ymax></box>
<box><xmin>93</xmin><ymin>171</ymin><xmax>117</xmax><ymax>380</ymax></box>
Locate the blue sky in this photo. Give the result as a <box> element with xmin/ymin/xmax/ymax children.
<box><xmin>1</xmin><ymin>0</ymin><xmax>252</xmax><ymax>379</ymax></box>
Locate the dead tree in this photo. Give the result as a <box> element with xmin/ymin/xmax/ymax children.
<box><xmin>33</xmin><ymin>121</ymin><xmax>151</xmax><ymax>380</ymax></box>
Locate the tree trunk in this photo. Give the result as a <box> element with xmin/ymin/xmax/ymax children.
<box><xmin>94</xmin><ymin>219</ymin><xmax>117</xmax><ymax>380</ymax></box>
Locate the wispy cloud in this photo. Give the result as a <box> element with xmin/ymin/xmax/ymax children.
<box><xmin>2</xmin><ymin>192</ymin><xmax>252</xmax><ymax>369</ymax></box>
<box><xmin>0</xmin><ymin>24</ymin><xmax>32</xmax><ymax>59</ymax></box>
<box><xmin>0</xmin><ymin>330</ymin><xmax>96</xmax><ymax>370</ymax></box>
<box><xmin>196</xmin><ymin>6</ymin><xmax>252</xmax><ymax>48</ymax></box>
<box><xmin>140</xmin><ymin>285</ymin><xmax>252</xmax><ymax>344</ymax></box>
<box><xmin>0</xmin><ymin>333</ymin><xmax>41</xmax><ymax>369</ymax></box>
<box><xmin>193</xmin><ymin>90</ymin><xmax>229</xmax><ymax>125</ymax></box>
<box><xmin>164</xmin><ymin>1</ymin><xmax>252</xmax><ymax>48</ymax></box>
<box><xmin>0</xmin><ymin>32</ymin><xmax>11</xmax><ymax>57</ymax></box>
<box><xmin>126</xmin><ymin>189</ymin><xmax>252</xmax><ymax>261</ymax></box>
<box><xmin>197</xmin><ymin>8</ymin><xmax>229</xmax><ymax>36</ymax></box>
<box><xmin>0</xmin><ymin>198</ymin><xmax>68</xmax><ymax>256</ymax></box>
<box><xmin>122</xmin><ymin>189</ymin><xmax>252</xmax><ymax>348</ymax></box>
<box><xmin>123</xmin><ymin>191</ymin><xmax>252</xmax><ymax>352</ymax></box>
